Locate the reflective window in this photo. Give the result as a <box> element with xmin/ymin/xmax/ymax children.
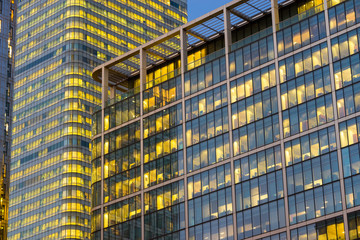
<box><xmin>281</xmin><ymin>66</ymin><xmax>331</xmax><ymax>110</ymax></box>
<box><xmin>187</xmin><ymin>164</ymin><xmax>233</xmax><ymax>240</ymax></box>
<box><xmin>234</xmin><ymin>146</ymin><xmax>282</xmax><ymax>183</ymax></box>
<box><xmin>282</xmin><ymin>94</ymin><xmax>334</xmax><ymax>137</ymax></box>
<box><xmin>103</xmin><ymin>195</ymin><xmax>142</xmax><ymax>239</ymax></box>
<box><xmin>235</xmin><ymin>170</ymin><xmax>283</xmax><ymax>211</ymax></box>
<box><xmin>187</xmin><ymin>163</ymin><xmax>231</xmax><ymax>200</ymax></box>
<box><xmin>290</xmin><ymin>216</ymin><xmax>345</xmax><ymax>239</ymax></box>
<box><xmin>93</xmin><ymin>111</ymin><xmax>102</xmax><ymax>135</ymax></box>
<box><xmin>284</xmin><ymin>126</ymin><xmax>337</xmax><ymax>166</ymax></box>
<box><xmin>233</xmin><ymin>115</ymin><xmax>280</xmax><ymax>156</ymax></box>
<box><xmin>104</xmin><ymin>94</ymin><xmax>141</xmax><ymax>131</ymax></box>
<box><xmin>230</xmin><ymin>65</ymin><xmax>276</xmax><ymax>103</ymax></box>
<box><xmin>187</xmin><ymin>133</ymin><xmax>230</xmax><ymax>172</ymax></box>
<box><xmin>188</xmin><ymin>186</ymin><xmax>233</xmax><ymax>236</ymax></box>
<box><xmin>143</xmin><ymin>76</ymin><xmax>182</xmax><ymax>114</ymax></box>
<box><xmin>91</xmin><ymin>209</ymin><xmax>101</xmax><ymax>235</ymax></box>
<box><xmin>279</xmin><ymin>43</ymin><xmax>328</xmax><ymax>83</ymax></box>
<box><xmin>103</xmin><ymin>144</ymin><xmax>141</xmax><ymax>202</ymax></box>
<box><xmin>333</xmin><ymin>52</ymin><xmax>360</xmax><ymax>90</ymax></box>
<box><xmin>143</xmin><ymin>126</ymin><xmax>183</xmax><ymax>163</ymax></box>
<box><xmin>231</xmin><ymin>87</ymin><xmax>278</xmax><ymax>129</ymax></box>
<box><xmin>331</xmin><ymin>28</ymin><xmax>360</xmax><ymax>62</ymax></box>
<box><xmin>237</xmin><ymin>199</ymin><xmax>286</xmax><ymax>239</ymax></box>
<box><xmin>342</xmin><ymin>143</ymin><xmax>360</xmax><ymax>179</ymax></box>
<box><xmin>259</xmin><ymin>232</ymin><xmax>287</xmax><ymax>240</ymax></box>
<box><xmin>143</xmin><ymin>103</ymin><xmax>182</xmax><ymax>138</ymax></box>
<box><xmin>144</xmin><ymin>180</ymin><xmax>185</xmax><ymax>239</ymax></box>
<box><xmin>339</xmin><ymin>117</ymin><xmax>360</xmax><ymax>148</ymax></box>
<box><xmin>186</xmin><ymin>107</ymin><xmax>228</xmax><ymax>147</ymax></box>
<box><xmin>103</xmin><ymin>121</ymin><xmax>141</xmax><ymax>155</ymax></box>
<box><xmin>188</xmin><ymin>215</ymin><xmax>234</xmax><ymax>240</ymax></box>
<box><xmin>336</xmin><ymin>83</ymin><xmax>360</xmax><ymax>119</ymax></box>
<box><xmin>348</xmin><ymin>211</ymin><xmax>360</xmax><ymax>239</ymax></box>
<box><xmin>287</xmin><ymin>152</ymin><xmax>339</xmax><ymax>195</ymax></box>
<box><xmin>229</xmin><ymin>35</ymin><xmax>274</xmax><ymax>77</ymax></box>
<box><xmin>328</xmin><ymin>0</ymin><xmax>360</xmax><ymax>34</ymax></box>
<box><xmin>92</xmin><ymin>137</ymin><xmax>101</xmax><ymax>160</ymax></box>
<box><xmin>345</xmin><ymin>175</ymin><xmax>360</xmax><ymax>209</ymax></box>
<box><xmin>144</xmin><ymin>151</ymin><xmax>184</xmax><ymax>188</ymax></box>
<box><xmin>288</xmin><ymin>182</ymin><xmax>342</xmax><ymax>225</ymax></box>
<box><xmin>185</xmin><ymin>56</ymin><xmax>226</xmax><ymax>96</ymax></box>
<box><xmin>277</xmin><ymin>12</ymin><xmax>326</xmax><ymax>56</ymax></box>
<box><xmin>186</xmin><ymin>85</ymin><xmax>227</xmax><ymax>121</ymax></box>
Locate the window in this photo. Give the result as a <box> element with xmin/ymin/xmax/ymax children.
<box><xmin>229</xmin><ymin>35</ymin><xmax>274</xmax><ymax>77</ymax></box>
<box><xmin>233</xmin><ymin>115</ymin><xmax>280</xmax><ymax>156</ymax></box>
<box><xmin>277</xmin><ymin>12</ymin><xmax>326</xmax><ymax>56</ymax></box>
<box><xmin>328</xmin><ymin>0</ymin><xmax>360</xmax><ymax>34</ymax></box>
<box><xmin>290</xmin><ymin>216</ymin><xmax>345</xmax><ymax>239</ymax></box>
<box><xmin>279</xmin><ymin>43</ymin><xmax>328</xmax><ymax>83</ymax></box>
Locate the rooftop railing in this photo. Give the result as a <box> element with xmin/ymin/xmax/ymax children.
<box><xmin>277</xmin><ymin>2</ymin><xmax>324</xmax><ymax>30</ymax></box>
<box><xmin>186</xmin><ymin>48</ymin><xmax>225</xmax><ymax>71</ymax></box>
<box><xmin>230</xmin><ymin>27</ymin><xmax>273</xmax><ymax>52</ymax></box>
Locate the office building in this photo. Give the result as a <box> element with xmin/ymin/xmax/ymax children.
<box><xmin>0</xmin><ymin>0</ymin><xmax>16</xmax><ymax>238</ymax></box>
<box><xmin>92</xmin><ymin>0</ymin><xmax>360</xmax><ymax>239</ymax></box>
<box><xmin>8</xmin><ymin>0</ymin><xmax>187</xmax><ymax>239</ymax></box>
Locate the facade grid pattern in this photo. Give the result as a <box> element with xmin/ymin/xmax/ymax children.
<box><xmin>92</xmin><ymin>0</ymin><xmax>360</xmax><ymax>239</ymax></box>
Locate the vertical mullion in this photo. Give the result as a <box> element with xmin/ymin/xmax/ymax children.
<box><xmin>271</xmin><ymin>1</ymin><xmax>291</xmax><ymax>239</ymax></box>
<box><xmin>323</xmin><ymin>1</ymin><xmax>350</xmax><ymax>239</ymax></box>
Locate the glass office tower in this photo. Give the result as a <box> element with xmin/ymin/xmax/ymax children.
<box><xmin>92</xmin><ymin>0</ymin><xmax>360</xmax><ymax>239</ymax></box>
<box><xmin>8</xmin><ymin>0</ymin><xmax>187</xmax><ymax>239</ymax></box>
<box><xmin>0</xmin><ymin>0</ymin><xmax>16</xmax><ymax>238</ymax></box>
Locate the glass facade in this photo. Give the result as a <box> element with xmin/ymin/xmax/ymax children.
<box><xmin>0</xmin><ymin>0</ymin><xmax>16</xmax><ymax>238</ymax></box>
<box><xmin>9</xmin><ymin>0</ymin><xmax>187</xmax><ymax>239</ymax></box>
<box><xmin>92</xmin><ymin>0</ymin><xmax>360</xmax><ymax>239</ymax></box>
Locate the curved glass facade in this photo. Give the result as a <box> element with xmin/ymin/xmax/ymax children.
<box><xmin>9</xmin><ymin>0</ymin><xmax>187</xmax><ymax>239</ymax></box>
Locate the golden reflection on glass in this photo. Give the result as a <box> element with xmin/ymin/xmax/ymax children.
<box><xmin>348</xmin><ymin>123</ymin><xmax>358</xmax><ymax>145</ymax></box>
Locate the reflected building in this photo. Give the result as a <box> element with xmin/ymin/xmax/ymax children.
<box><xmin>8</xmin><ymin>0</ymin><xmax>187</xmax><ymax>239</ymax></box>
<box><xmin>0</xmin><ymin>0</ymin><xmax>16</xmax><ymax>238</ymax></box>
<box><xmin>92</xmin><ymin>0</ymin><xmax>360</xmax><ymax>239</ymax></box>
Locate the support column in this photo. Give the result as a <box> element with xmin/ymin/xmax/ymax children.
<box><xmin>139</xmin><ymin>48</ymin><xmax>146</xmax><ymax>240</ymax></box>
<box><xmin>100</xmin><ymin>66</ymin><xmax>109</xmax><ymax>240</ymax></box>
<box><xmin>180</xmin><ymin>28</ymin><xmax>188</xmax><ymax>73</ymax></box>
<box><xmin>224</xmin><ymin>6</ymin><xmax>238</xmax><ymax>240</ymax></box>
<box><xmin>224</xmin><ymin>7</ymin><xmax>232</xmax><ymax>57</ymax></box>
<box><xmin>101</xmin><ymin>67</ymin><xmax>109</xmax><ymax>108</ymax></box>
<box><xmin>271</xmin><ymin>0</ymin><xmax>279</xmax><ymax>31</ymax></box>
<box><xmin>180</xmin><ymin>28</ymin><xmax>189</xmax><ymax>240</ymax></box>
<box><xmin>110</xmin><ymin>86</ymin><xmax>115</xmax><ymax>100</ymax></box>
<box><xmin>271</xmin><ymin>1</ymin><xmax>291</xmax><ymax>239</ymax></box>
<box><xmin>323</xmin><ymin>0</ymin><xmax>350</xmax><ymax>239</ymax></box>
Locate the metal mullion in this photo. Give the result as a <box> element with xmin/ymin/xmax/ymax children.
<box><xmin>323</xmin><ymin>1</ymin><xmax>350</xmax><ymax>239</ymax></box>
<box><xmin>224</xmin><ymin>6</ymin><xmax>238</xmax><ymax>240</ymax></box>
<box><xmin>180</xmin><ymin>28</ymin><xmax>189</xmax><ymax>240</ymax></box>
<box><xmin>271</xmin><ymin>1</ymin><xmax>291</xmax><ymax>239</ymax></box>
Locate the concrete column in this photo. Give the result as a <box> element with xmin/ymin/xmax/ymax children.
<box><xmin>180</xmin><ymin>28</ymin><xmax>188</xmax><ymax>73</ymax></box>
<box><xmin>323</xmin><ymin>0</ymin><xmax>350</xmax><ymax>239</ymax></box>
<box><xmin>271</xmin><ymin>0</ymin><xmax>291</xmax><ymax>239</ymax></box>
<box><xmin>139</xmin><ymin>48</ymin><xmax>146</xmax><ymax>240</ymax></box>
<box><xmin>224</xmin><ymin>6</ymin><xmax>238</xmax><ymax>240</ymax></box>
<box><xmin>224</xmin><ymin>7</ymin><xmax>232</xmax><ymax>55</ymax></box>
<box><xmin>180</xmin><ymin>27</ymin><xmax>189</xmax><ymax>240</ymax></box>
<box><xmin>271</xmin><ymin>0</ymin><xmax>279</xmax><ymax>31</ymax></box>
<box><xmin>101</xmin><ymin>67</ymin><xmax>109</xmax><ymax>108</ymax></box>
<box><xmin>100</xmin><ymin>66</ymin><xmax>109</xmax><ymax>240</ymax></box>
